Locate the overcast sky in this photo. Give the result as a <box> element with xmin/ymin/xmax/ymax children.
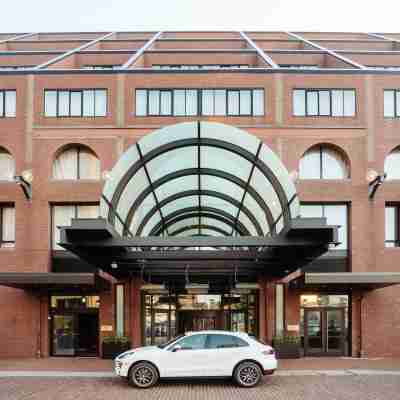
<box><xmin>2</xmin><ymin>0</ymin><xmax>399</xmax><ymax>33</ymax></box>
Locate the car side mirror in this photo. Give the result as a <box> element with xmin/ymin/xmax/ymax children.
<box><xmin>172</xmin><ymin>344</ymin><xmax>182</xmax><ymax>352</ymax></box>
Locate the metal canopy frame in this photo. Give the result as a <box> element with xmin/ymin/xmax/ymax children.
<box><xmin>58</xmin><ymin>217</ymin><xmax>338</xmax><ymax>283</ymax></box>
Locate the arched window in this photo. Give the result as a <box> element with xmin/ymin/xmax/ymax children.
<box><xmin>53</xmin><ymin>145</ymin><xmax>100</xmax><ymax>180</ymax></box>
<box><xmin>299</xmin><ymin>144</ymin><xmax>349</xmax><ymax>180</ymax></box>
<box><xmin>0</xmin><ymin>147</ymin><xmax>15</xmax><ymax>181</ymax></box>
<box><xmin>384</xmin><ymin>147</ymin><xmax>400</xmax><ymax>180</ymax></box>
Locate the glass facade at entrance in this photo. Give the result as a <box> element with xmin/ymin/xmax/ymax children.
<box><xmin>143</xmin><ymin>292</ymin><xmax>258</xmax><ymax>346</ymax></box>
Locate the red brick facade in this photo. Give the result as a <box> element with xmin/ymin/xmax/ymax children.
<box><xmin>0</xmin><ymin>31</ymin><xmax>400</xmax><ymax>358</ymax></box>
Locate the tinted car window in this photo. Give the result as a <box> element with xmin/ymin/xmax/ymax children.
<box><xmin>174</xmin><ymin>334</ymin><xmax>207</xmax><ymax>350</ymax></box>
<box><xmin>206</xmin><ymin>334</ymin><xmax>249</xmax><ymax>349</ymax></box>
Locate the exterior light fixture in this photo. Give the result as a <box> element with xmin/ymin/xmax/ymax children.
<box><xmin>111</xmin><ymin>262</ymin><xmax>118</xmax><ymax>269</ymax></box>
<box><xmin>367</xmin><ymin>170</ymin><xmax>387</xmax><ymax>199</ymax></box>
<box><xmin>14</xmin><ymin>173</ymin><xmax>32</xmax><ymax>200</ymax></box>
<box><xmin>231</xmin><ymin>282</ymin><xmax>259</xmax><ymax>294</ymax></box>
<box><xmin>21</xmin><ymin>169</ymin><xmax>33</xmax><ymax>184</ymax></box>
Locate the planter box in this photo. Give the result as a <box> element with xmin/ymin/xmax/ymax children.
<box><xmin>102</xmin><ymin>342</ymin><xmax>131</xmax><ymax>359</ymax></box>
<box><xmin>274</xmin><ymin>344</ymin><xmax>301</xmax><ymax>359</ymax></box>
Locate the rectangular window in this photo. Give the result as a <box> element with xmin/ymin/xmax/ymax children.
<box><xmin>1</xmin><ymin>205</ymin><xmax>15</xmax><ymax>248</ymax></box>
<box><xmin>116</xmin><ymin>284</ymin><xmax>125</xmax><ymax>336</ymax></box>
<box><xmin>52</xmin><ymin>204</ymin><xmax>99</xmax><ymax>250</ymax></box>
<box><xmin>0</xmin><ymin>90</ymin><xmax>16</xmax><ymax>117</ymax></box>
<box><xmin>293</xmin><ymin>89</ymin><xmax>356</xmax><ymax>117</ymax></box>
<box><xmin>135</xmin><ymin>88</ymin><xmax>264</xmax><ymax>117</ymax></box>
<box><xmin>385</xmin><ymin>204</ymin><xmax>399</xmax><ymax>247</ymax></box>
<box><xmin>44</xmin><ymin>89</ymin><xmax>107</xmax><ymax>117</ymax></box>
<box><xmin>300</xmin><ymin>204</ymin><xmax>348</xmax><ymax>250</ymax></box>
<box><xmin>383</xmin><ymin>89</ymin><xmax>400</xmax><ymax>118</ymax></box>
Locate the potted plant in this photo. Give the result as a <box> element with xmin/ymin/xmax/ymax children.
<box><xmin>102</xmin><ymin>335</ymin><xmax>131</xmax><ymax>359</ymax></box>
<box><xmin>272</xmin><ymin>333</ymin><xmax>301</xmax><ymax>359</ymax></box>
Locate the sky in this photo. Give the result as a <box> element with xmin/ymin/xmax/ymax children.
<box><xmin>1</xmin><ymin>0</ymin><xmax>400</xmax><ymax>33</ymax></box>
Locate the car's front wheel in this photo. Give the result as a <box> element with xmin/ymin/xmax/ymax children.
<box><xmin>234</xmin><ymin>361</ymin><xmax>262</xmax><ymax>388</ymax></box>
<box><xmin>129</xmin><ymin>361</ymin><xmax>159</xmax><ymax>389</ymax></box>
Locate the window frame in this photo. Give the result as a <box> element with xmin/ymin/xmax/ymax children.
<box><xmin>383</xmin><ymin>89</ymin><xmax>400</xmax><ymax>118</ymax></box>
<box><xmin>134</xmin><ymin>88</ymin><xmax>265</xmax><ymax>117</ymax></box>
<box><xmin>0</xmin><ymin>204</ymin><xmax>15</xmax><ymax>248</ymax></box>
<box><xmin>299</xmin><ymin>144</ymin><xmax>350</xmax><ymax>180</ymax></box>
<box><xmin>0</xmin><ymin>90</ymin><xmax>16</xmax><ymax>118</ymax></box>
<box><xmin>51</xmin><ymin>203</ymin><xmax>100</xmax><ymax>250</ymax></box>
<box><xmin>43</xmin><ymin>89</ymin><xmax>108</xmax><ymax>118</ymax></box>
<box><xmin>300</xmin><ymin>202</ymin><xmax>349</xmax><ymax>250</ymax></box>
<box><xmin>385</xmin><ymin>203</ymin><xmax>400</xmax><ymax>247</ymax></box>
<box><xmin>293</xmin><ymin>88</ymin><xmax>356</xmax><ymax>117</ymax></box>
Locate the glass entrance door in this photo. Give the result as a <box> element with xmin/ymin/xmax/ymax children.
<box><xmin>304</xmin><ymin>307</ymin><xmax>345</xmax><ymax>356</ymax></box>
<box><xmin>52</xmin><ymin>315</ymin><xmax>76</xmax><ymax>356</ymax></box>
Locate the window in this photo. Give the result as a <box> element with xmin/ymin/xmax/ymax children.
<box><xmin>383</xmin><ymin>89</ymin><xmax>400</xmax><ymax>117</ymax></box>
<box><xmin>135</xmin><ymin>88</ymin><xmax>264</xmax><ymax>117</ymax></box>
<box><xmin>0</xmin><ymin>90</ymin><xmax>16</xmax><ymax>117</ymax></box>
<box><xmin>0</xmin><ymin>205</ymin><xmax>15</xmax><ymax>248</ymax></box>
<box><xmin>280</xmin><ymin>64</ymin><xmax>319</xmax><ymax>69</ymax></box>
<box><xmin>0</xmin><ymin>148</ymin><xmax>15</xmax><ymax>181</ymax></box>
<box><xmin>293</xmin><ymin>89</ymin><xmax>356</xmax><ymax>117</ymax></box>
<box><xmin>174</xmin><ymin>334</ymin><xmax>207</xmax><ymax>350</ymax></box>
<box><xmin>206</xmin><ymin>334</ymin><xmax>249</xmax><ymax>349</ymax></box>
<box><xmin>300</xmin><ymin>204</ymin><xmax>348</xmax><ymax>250</ymax></box>
<box><xmin>82</xmin><ymin>65</ymin><xmax>121</xmax><ymax>70</ymax></box>
<box><xmin>386</xmin><ymin>204</ymin><xmax>400</xmax><ymax>247</ymax></box>
<box><xmin>44</xmin><ymin>89</ymin><xmax>107</xmax><ymax>117</ymax></box>
<box><xmin>53</xmin><ymin>145</ymin><xmax>100</xmax><ymax>180</ymax></box>
<box><xmin>299</xmin><ymin>145</ymin><xmax>349</xmax><ymax>179</ymax></box>
<box><xmin>385</xmin><ymin>147</ymin><xmax>400</xmax><ymax>179</ymax></box>
<box><xmin>52</xmin><ymin>204</ymin><xmax>99</xmax><ymax>250</ymax></box>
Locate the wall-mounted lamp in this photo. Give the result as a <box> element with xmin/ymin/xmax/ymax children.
<box><xmin>367</xmin><ymin>169</ymin><xmax>386</xmax><ymax>199</ymax></box>
<box><xmin>111</xmin><ymin>261</ymin><xmax>118</xmax><ymax>269</ymax></box>
<box><xmin>15</xmin><ymin>170</ymin><xmax>33</xmax><ymax>200</ymax></box>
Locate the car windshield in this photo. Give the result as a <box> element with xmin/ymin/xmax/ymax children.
<box><xmin>157</xmin><ymin>335</ymin><xmax>185</xmax><ymax>349</ymax></box>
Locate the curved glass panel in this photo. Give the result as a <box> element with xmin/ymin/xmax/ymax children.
<box><xmin>100</xmin><ymin>122</ymin><xmax>299</xmax><ymax>237</ymax></box>
<box><xmin>139</xmin><ymin>122</ymin><xmax>197</xmax><ymax>155</ymax></box>
<box><xmin>201</xmin><ymin>146</ymin><xmax>252</xmax><ymax>182</ymax></box>
<box><xmin>146</xmin><ymin>146</ymin><xmax>197</xmax><ymax>182</ymax></box>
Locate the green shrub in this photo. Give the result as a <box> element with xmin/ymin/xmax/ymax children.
<box><xmin>102</xmin><ymin>335</ymin><xmax>130</xmax><ymax>344</ymax></box>
<box><xmin>273</xmin><ymin>333</ymin><xmax>301</xmax><ymax>346</ymax></box>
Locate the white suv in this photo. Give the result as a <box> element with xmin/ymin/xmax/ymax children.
<box><xmin>115</xmin><ymin>330</ymin><xmax>277</xmax><ymax>388</ymax></box>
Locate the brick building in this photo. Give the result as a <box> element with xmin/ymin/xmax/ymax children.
<box><xmin>0</xmin><ymin>31</ymin><xmax>400</xmax><ymax>359</ymax></box>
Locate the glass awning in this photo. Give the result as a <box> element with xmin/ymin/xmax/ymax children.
<box><xmin>101</xmin><ymin>121</ymin><xmax>299</xmax><ymax>237</ymax></box>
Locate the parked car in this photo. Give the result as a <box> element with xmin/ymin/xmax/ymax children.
<box><xmin>114</xmin><ymin>330</ymin><xmax>277</xmax><ymax>388</ymax></box>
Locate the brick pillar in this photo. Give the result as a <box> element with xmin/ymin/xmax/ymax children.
<box><xmin>258</xmin><ymin>278</ymin><xmax>266</xmax><ymax>341</ymax></box>
<box><xmin>265</xmin><ymin>282</ymin><xmax>276</xmax><ymax>344</ymax></box>
<box><xmin>130</xmin><ymin>277</ymin><xmax>141</xmax><ymax>347</ymax></box>
<box><xmin>351</xmin><ymin>291</ymin><xmax>362</xmax><ymax>357</ymax></box>
<box><xmin>285</xmin><ymin>286</ymin><xmax>300</xmax><ymax>333</ymax></box>
<box><xmin>39</xmin><ymin>295</ymin><xmax>49</xmax><ymax>357</ymax></box>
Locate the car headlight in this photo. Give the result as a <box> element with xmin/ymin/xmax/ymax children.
<box><xmin>117</xmin><ymin>350</ymin><xmax>135</xmax><ymax>360</ymax></box>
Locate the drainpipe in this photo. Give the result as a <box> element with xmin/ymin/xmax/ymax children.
<box><xmin>359</xmin><ymin>293</ymin><xmax>364</xmax><ymax>358</ymax></box>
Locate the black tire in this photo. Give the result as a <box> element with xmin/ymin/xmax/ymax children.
<box><xmin>128</xmin><ymin>361</ymin><xmax>159</xmax><ymax>389</ymax></box>
<box><xmin>233</xmin><ymin>361</ymin><xmax>262</xmax><ymax>388</ymax></box>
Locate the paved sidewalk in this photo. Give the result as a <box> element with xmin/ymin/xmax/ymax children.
<box><xmin>1</xmin><ymin>357</ymin><xmax>400</xmax><ymax>373</ymax></box>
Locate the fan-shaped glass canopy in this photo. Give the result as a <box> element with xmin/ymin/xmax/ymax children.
<box><xmin>101</xmin><ymin>121</ymin><xmax>299</xmax><ymax>237</ymax></box>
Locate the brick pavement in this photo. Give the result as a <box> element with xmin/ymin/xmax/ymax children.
<box><xmin>1</xmin><ymin>375</ymin><xmax>400</xmax><ymax>400</ymax></box>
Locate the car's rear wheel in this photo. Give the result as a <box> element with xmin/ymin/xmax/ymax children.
<box><xmin>129</xmin><ymin>362</ymin><xmax>159</xmax><ymax>389</ymax></box>
<box><xmin>234</xmin><ymin>361</ymin><xmax>262</xmax><ymax>388</ymax></box>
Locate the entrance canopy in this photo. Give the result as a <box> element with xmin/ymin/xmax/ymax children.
<box><xmin>101</xmin><ymin>121</ymin><xmax>300</xmax><ymax>237</ymax></box>
<box><xmin>58</xmin><ymin>122</ymin><xmax>338</xmax><ymax>286</ymax></box>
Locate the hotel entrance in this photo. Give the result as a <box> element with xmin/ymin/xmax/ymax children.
<box><xmin>143</xmin><ymin>292</ymin><xmax>258</xmax><ymax>346</ymax></box>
